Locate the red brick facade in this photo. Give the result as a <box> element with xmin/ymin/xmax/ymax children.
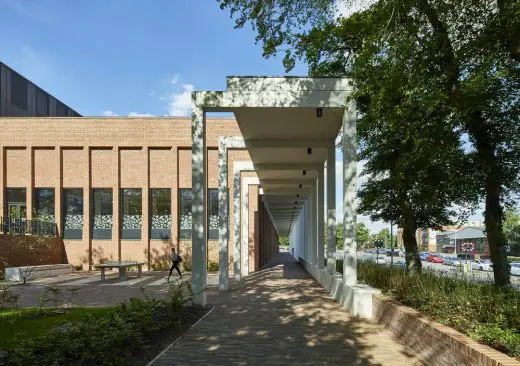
<box><xmin>0</xmin><ymin>117</ymin><xmax>275</xmax><ymax>273</ymax></box>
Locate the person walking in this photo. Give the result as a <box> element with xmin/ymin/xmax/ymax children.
<box><xmin>167</xmin><ymin>247</ymin><xmax>182</xmax><ymax>282</ymax></box>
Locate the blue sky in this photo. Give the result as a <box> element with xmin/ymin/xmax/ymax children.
<box><xmin>0</xmin><ymin>0</ymin><xmax>483</xmax><ymax>234</ymax></box>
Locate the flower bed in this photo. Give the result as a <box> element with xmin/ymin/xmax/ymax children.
<box><xmin>337</xmin><ymin>259</ymin><xmax>520</xmax><ymax>358</ymax></box>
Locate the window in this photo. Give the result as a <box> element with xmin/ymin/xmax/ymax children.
<box><xmin>36</xmin><ymin>89</ymin><xmax>49</xmax><ymax>116</ymax></box>
<box><xmin>56</xmin><ymin>102</ymin><xmax>67</xmax><ymax>117</ymax></box>
<box><xmin>6</xmin><ymin>188</ymin><xmax>26</xmax><ymax>219</ymax></box>
<box><xmin>179</xmin><ymin>189</ymin><xmax>192</xmax><ymax>240</ymax></box>
<box><xmin>150</xmin><ymin>188</ymin><xmax>171</xmax><ymax>240</ymax></box>
<box><xmin>63</xmin><ymin>189</ymin><xmax>83</xmax><ymax>239</ymax></box>
<box><xmin>92</xmin><ymin>189</ymin><xmax>113</xmax><ymax>239</ymax></box>
<box><xmin>34</xmin><ymin>188</ymin><xmax>55</xmax><ymax>222</ymax></box>
<box><xmin>208</xmin><ymin>189</ymin><xmax>219</xmax><ymax>240</ymax></box>
<box><xmin>121</xmin><ymin>188</ymin><xmax>142</xmax><ymax>240</ymax></box>
<box><xmin>10</xmin><ymin>72</ymin><xmax>27</xmax><ymax>110</ymax></box>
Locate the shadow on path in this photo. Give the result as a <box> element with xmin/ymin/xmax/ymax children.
<box><xmin>153</xmin><ymin>252</ymin><xmax>424</xmax><ymax>366</ymax></box>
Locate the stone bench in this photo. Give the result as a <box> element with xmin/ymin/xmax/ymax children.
<box><xmin>4</xmin><ymin>264</ymin><xmax>73</xmax><ymax>282</ymax></box>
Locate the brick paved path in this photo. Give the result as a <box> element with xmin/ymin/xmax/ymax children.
<box><xmin>152</xmin><ymin>252</ymin><xmax>424</xmax><ymax>366</ymax></box>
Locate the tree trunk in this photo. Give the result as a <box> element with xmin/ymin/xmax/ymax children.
<box><xmin>470</xmin><ymin>112</ymin><xmax>511</xmax><ymax>288</ymax></box>
<box><xmin>402</xmin><ymin>220</ymin><xmax>421</xmax><ymax>274</ymax></box>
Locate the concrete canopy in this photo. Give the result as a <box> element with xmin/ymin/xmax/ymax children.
<box><xmin>194</xmin><ymin>77</ymin><xmax>350</xmax><ymax>236</ymax></box>
<box><xmin>192</xmin><ymin>76</ymin><xmax>353</xmax><ymax>305</ymax></box>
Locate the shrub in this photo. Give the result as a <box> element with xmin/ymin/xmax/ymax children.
<box><xmin>8</xmin><ymin>283</ymin><xmax>193</xmax><ymax>365</ymax></box>
<box><xmin>508</xmin><ymin>256</ymin><xmax>520</xmax><ymax>264</ymax></box>
<box><xmin>207</xmin><ymin>260</ymin><xmax>219</xmax><ymax>272</ymax></box>
<box><xmin>348</xmin><ymin>260</ymin><xmax>520</xmax><ymax>358</ymax></box>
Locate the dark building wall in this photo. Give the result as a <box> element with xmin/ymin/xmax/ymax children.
<box><xmin>0</xmin><ymin>62</ymin><xmax>80</xmax><ymax>117</ymax></box>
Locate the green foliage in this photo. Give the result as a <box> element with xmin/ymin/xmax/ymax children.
<box><xmin>505</xmin><ymin>209</ymin><xmax>520</xmax><ymax>255</ymax></box>
<box><xmin>7</xmin><ymin>282</ymin><xmax>193</xmax><ymax>365</ymax></box>
<box><xmin>0</xmin><ymin>286</ymin><xmax>18</xmax><ymax>317</ymax></box>
<box><xmin>279</xmin><ymin>236</ymin><xmax>289</xmax><ymax>247</ymax></box>
<box><xmin>207</xmin><ymin>260</ymin><xmax>219</xmax><ymax>272</ymax></box>
<box><xmin>219</xmin><ymin>0</ymin><xmax>520</xmax><ymax>286</ymax></box>
<box><xmin>340</xmin><ymin>260</ymin><xmax>520</xmax><ymax>357</ymax></box>
<box><xmin>0</xmin><ymin>307</ymin><xmax>111</xmax><ymax>351</ymax></box>
<box><xmin>356</xmin><ymin>222</ymin><xmax>371</xmax><ymax>249</ymax></box>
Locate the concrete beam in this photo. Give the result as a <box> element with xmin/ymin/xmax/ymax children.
<box><xmin>245</xmin><ymin>139</ymin><xmax>333</xmax><ymax>148</ymax></box>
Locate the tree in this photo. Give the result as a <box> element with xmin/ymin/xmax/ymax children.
<box><xmin>356</xmin><ymin>222</ymin><xmax>371</xmax><ymax>249</ymax></box>
<box><xmin>279</xmin><ymin>236</ymin><xmax>289</xmax><ymax>247</ymax></box>
<box><xmin>504</xmin><ymin>209</ymin><xmax>520</xmax><ymax>256</ymax></box>
<box><xmin>219</xmin><ymin>0</ymin><xmax>520</xmax><ymax>286</ymax></box>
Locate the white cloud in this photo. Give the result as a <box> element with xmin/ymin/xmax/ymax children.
<box><xmin>102</xmin><ymin>110</ymin><xmax>118</xmax><ymax>116</ymax></box>
<box><xmin>167</xmin><ymin>83</ymin><xmax>194</xmax><ymax>116</ymax></box>
<box><xmin>128</xmin><ymin>112</ymin><xmax>155</xmax><ymax>117</ymax></box>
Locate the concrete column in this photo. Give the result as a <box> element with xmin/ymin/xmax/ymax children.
<box><xmin>311</xmin><ymin>182</ymin><xmax>318</xmax><ymax>265</ymax></box>
<box><xmin>343</xmin><ymin>99</ymin><xmax>357</xmax><ymax>287</ymax></box>
<box><xmin>317</xmin><ymin>167</ymin><xmax>324</xmax><ymax>268</ymax></box>
<box><xmin>326</xmin><ymin>147</ymin><xmax>336</xmax><ymax>274</ymax></box>
<box><xmin>217</xmin><ymin>140</ymin><xmax>229</xmax><ymax>290</ymax></box>
<box><xmin>55</xmin><ymin>148</ymin><xmax>62</xmax><ymax>237</ymax></box>
<box><xmin>191</xmin><ymin>106</ymin><xmax>207</xmax><ymax>306</ymax></box>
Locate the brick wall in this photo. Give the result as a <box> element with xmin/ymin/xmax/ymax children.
<box><xmin>0</xmin><ymin>234</ymin><xmax>66</xmax><ymax>273</ymax></box>
<box><xmin>372</xmin><ymin>294</ymin><xmax>520</xmax><ymax>366</ymax></box>
<box><xmin>0</xmin><ymin>117</ymin><xmax>249</xmax><ymax>271</ymax></box>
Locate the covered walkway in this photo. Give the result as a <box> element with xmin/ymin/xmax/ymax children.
<box><xmin>152</xmin><ymin>252</ymin><xmax>423</xmax><ymax>365</ymax></box>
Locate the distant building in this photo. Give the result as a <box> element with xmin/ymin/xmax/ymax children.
<box><xmin>0</xmin><ymin>61</ymin><xmax>80</xmax><ymax>117</ymax></box>
<box><xmin>436</xmin><ymin>226</ymin><xmax>489</xmax><ymax>258</ymax></box>
<box><xmin>397</xmin><ymin>221</ymin><xmax>486</xmax><ymax>254</ymax></box>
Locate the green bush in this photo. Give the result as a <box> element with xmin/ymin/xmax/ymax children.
<box><xmin>207</xmin><ymin>260</ymin><xmax>219</xmax><ymax>272</ymax></box>
<box><xmin>508</xmin><ymin>256</ymin><xmax>520</xmax><ymax>264</ymax></box>
<box><xmin>344</xmin><ymin>260</ymin><xmax>520</xmax><ymax>358</ymax></box>
<box><xmin>8</xmin><ymin>282</ymin><xmax>193</xmax><ymax>365</ymax></box>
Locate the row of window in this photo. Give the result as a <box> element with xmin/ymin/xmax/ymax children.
<box><xmin>5</xmin><ymin>188</ymin><xmax>221</xmax><ymax>240</ymax></box>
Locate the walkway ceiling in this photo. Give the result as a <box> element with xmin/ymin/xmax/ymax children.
<box><xmin>235</xmin><ymin>107</ymin><xmax>343</xmax><ymax>236</ymax></box>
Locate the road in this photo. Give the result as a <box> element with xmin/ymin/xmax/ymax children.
<box><xmin>334</xmin><ymin>251</ymin><xmax>520</xmax><ymax>288</ymax></box>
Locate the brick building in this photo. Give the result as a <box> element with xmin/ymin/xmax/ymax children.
<box><xmin>0</xmin><ymin>116</ymin><xmax>261</xmax><ymax>272</ymax></box>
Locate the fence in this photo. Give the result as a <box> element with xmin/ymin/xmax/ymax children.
<box><xmin>0</xmin><ymin>217</ymin><xmax>58</xmax><ymax>237</ymax></box>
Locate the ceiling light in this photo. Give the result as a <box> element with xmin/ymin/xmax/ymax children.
<box><xmin>316</xmin><ymin>108</ymin><xmax>323</xmax><ymax>118</ymax></box>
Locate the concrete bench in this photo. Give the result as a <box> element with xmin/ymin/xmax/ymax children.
<box><xmin>94</xmin><ymin>261</ymin><xmax>145</xmax><ymax>281</ymax></box>
<box><xmin>4</xmin><ymin>264</ymin><xmax>73</xmax><ymax>282</ymax></box>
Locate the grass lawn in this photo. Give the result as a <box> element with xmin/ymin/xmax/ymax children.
<box><xmin>0</xmin><ymin>307</ymin><xmax>113</xmax><ymax>350</ymax></box>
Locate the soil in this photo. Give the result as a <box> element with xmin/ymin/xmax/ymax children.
<box><xmin>128</xmin><ymin>306</ymin><xmax>211</xmax><ymax>366</ymax></box>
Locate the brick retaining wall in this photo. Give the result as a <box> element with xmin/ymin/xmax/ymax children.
<box><xmin>372</xmin><ymin>294</ymin><xmax>520</xmax><ymax>365</ymax></box>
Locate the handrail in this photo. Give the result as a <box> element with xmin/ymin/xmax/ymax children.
<box><xmin>0</xmin><ymin>217</ymin><xmax>58</xmax><ymax>237</ymax></box>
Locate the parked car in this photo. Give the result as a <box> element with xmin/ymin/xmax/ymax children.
<box><xmin>386</xmin><ymin>250</ymin><xmax>400</xmax><ymax>257</ymax></box>
<box><xmin>511</xmin><ymin>262</ymin><xmax>520</xmax><ymax>276</ymax></box>
<box><xmin>371</xmin><ymin>256</ymin><xmax>386</xmax><ymax>265</ymax></box>
<box><xmin>392</xmin><ymin>260</ymin><xmax>406</xmax><ymax>268</ymax></box>
<box><xmin>426</xmin><ymin>254</ymin><xmax>444</xmax><ymax>264</ymax></box>
<box><xmin>471</xmin><ymin>259</ymin><xmax>492</xmax><ymax>271</ymax></box>
<box><xmin>443</xmin><ymin>257</ymin><xmax>461</xmax><ymax>266</ymax></box>
<box><xmin>419</xmin><ymin>252</ymin><xmax>430</xmax><ymax>261</ymax></box>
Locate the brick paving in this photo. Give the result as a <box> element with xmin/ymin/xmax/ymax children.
<box><xmin>152</xmin><ymin>252</ymin><xmax>424</xmax><ymax>366</ymax></box>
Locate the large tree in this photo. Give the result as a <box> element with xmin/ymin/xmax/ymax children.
<box><xmin>219</xmin><ymin>0</ymin><xmax>520</xmax><ymax>286</ymax></box>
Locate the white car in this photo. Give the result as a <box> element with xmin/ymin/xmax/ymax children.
<box><xmin>511</xmin><ymin>262</ymin><xmax>520</xmax><ymax>276</ymax></box>
<box><xmin>372</xmin><ymin>256</ymin><xmax>386</xmax><ymax>265</ymax></box>
<box><xmin>471</xmin><ymin>259</ymin><xmax>492</xmax><ymax>271</ymax></box>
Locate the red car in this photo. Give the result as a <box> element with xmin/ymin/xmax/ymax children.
<box><xmin>426</xmin><ymin>254</ymin><xmax>444</xmax><ymax>264</ymax></box>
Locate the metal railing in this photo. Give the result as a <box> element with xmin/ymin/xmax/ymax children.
<box><xmin>0</xmin><ymin>217</ymin><xmax>58</xmax><ymax>237</ymax></box>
